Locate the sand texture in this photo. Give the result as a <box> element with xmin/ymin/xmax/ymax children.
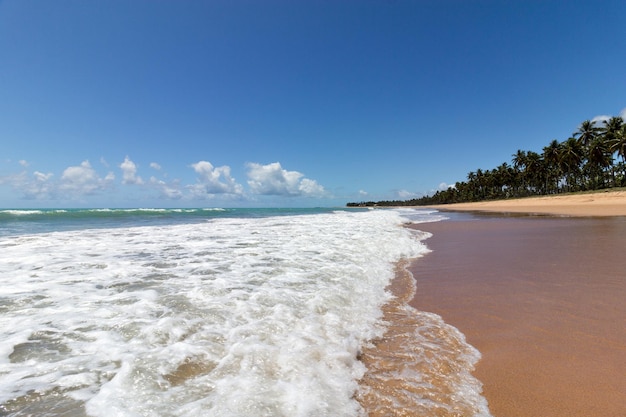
<box><xmin>410</xmin><ymin>214</ymin><xmax>626</xmax><ymax>417</ymax></box>
<box><xmin>429</xmin><ymin>190</ymin><xmax>626</xmax><ymax>216</ymax></box>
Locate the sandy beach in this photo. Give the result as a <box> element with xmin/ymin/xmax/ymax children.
<box><xmin>410</xmin><ymin>192</ymin><xmax>626</xmax><ymax>416</ymax></box>
<box><xmin>428</xmin><ymin>190</ymin><xmax>626</xmax><ymax>217</ymax></box>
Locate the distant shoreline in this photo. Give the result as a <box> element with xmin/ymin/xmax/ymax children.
<box><xmin>426</xmin><ymin>189</ymin><xmax>626</xmax><ymax>217</ymax></box>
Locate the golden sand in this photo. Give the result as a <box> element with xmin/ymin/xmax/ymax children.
<box><xmin>410</xmin><ymin>213</ymin><xmax>626</xmax><ymax>417</ymax></box>
<box><xmin>429</xmin><ymin>190</ymin><xmax>626</xmax><ymax>217</ymax></box>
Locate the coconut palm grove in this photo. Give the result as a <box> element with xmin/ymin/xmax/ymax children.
<box><xmin>348</xmin><ymin>116</ymin><xmax>626</xmax><ymax>207</ymax></box>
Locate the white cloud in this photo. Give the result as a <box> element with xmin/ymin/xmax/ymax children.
<box><xmin>246</xmin><ymin>162</ymin><xmax>325</xmax><ymax>197</ymax></box>
<box><xmin>2</xmin><ymin>161</ymin><xmax>115</xmax><ymax>201</ymax></box>
<box><xmin>189</xmin><ymin>161</ymin><xmax>243</xmax><ymax>196</ymax></box>
<box><xmin>19</xmin><ymin>171</ymin><xmax>55</xmax><ymax>199</ymax></box>
<box><xmin>60</xmin><ymin>160</ymin><xmax>113</xmax><ymax>195</ymax></box>
<box><xmin>120</xmin><ymin>156</ymin><xmax>144</xmax><ymax>185</ymax></box>
<box><xmin>592</xmin><ymin>109</ymin><xmax>626</xmax><ymax>126</ymax></box>
<box><xmin>19</xmin><ymin>160</ymin><xmax>29</xmax><ymax>168</ymax></box>
<box><xmin>359</xmin><ymin>190</ymin><xmax>368</xmax><ymax>196</ymax></box>
<box><xmin>33</xmin><ymin>171</ymin><xmax>53</xmax><ymax>182</ymax></box>
<box><xmin>1</xmin><ymin>170</ymin><xmax>54</xmax><ymax>200</ymax></box>
<box><xmin>396</xmin><ymin>189</ymin><xmax>419</xmax><ymax>200</ymax></box>
<box><xmin>150</xmin><ymin>176</ymin><xmax>182</xmax><ymax>199</ymax></box>
<box><xmin>591</xmin><ymin>114</ymin><xmax>611</xmax><ymax>125</ymax></box>
<box><xmin>438</xmin><ymin>182</ymin><xmax>453</xmax><ymax>190</ymax></box>
<box><xmin>1</xmin><ymin>157</ymin><xmax>332</xmax><ymax>204</ymax></box>
<box><xmin>298</xmin><ymin>178</ymin><xmax>325</xmax><ymax>196</ymax></box>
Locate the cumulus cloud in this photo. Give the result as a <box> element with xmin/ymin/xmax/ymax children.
<box><xmin>120</xmin><ymin>156</ymin><xmax>144</xmax><ymax>185</ymax></box>
<box><xmin>396</xmin><ymin>189</ymin><xmax>419</xmax><ymax>200</ymax></box>
<box><xmin>1</xmin><ymin>169</ymin><xmax>54</xmax><ymax>199</ymax></box>
<box><xmin>438</xmin><ymin>182</ymin><xmax>453</xmax><ymax>190</ymax></box>
<box><xmin>592</xmin><ymin>108</ymin><xmax>626</xmax><ymax>125</ymax></box>
<box><xmin>150</xmin><ymin>176</ymin><xmax>182</xmax><ymax>199</ymax></box>
<box><xmin>298</xmin><ymin>178</ymin><xmax>325</xmax><ymax>196</ymax></box>
<box><xmin>60</xmin><ymin>160</ymin><xmax>114</xmax><ymax>195</ymax></box>
<box><xmin>246</xmin><ymin>162</ymin><xmax>325</xmax><ymax>197</ymax></box>
<box><xmin>17</xmin><ymin>171</ymin><xmax>55</xmax><ymax>199</ymax></box>
<box><xmin>19</xmin><ymin>160</ymin><xmax>29</xmax><ymax>168</ymax></box>
<box><xmin>34</xmin><ymin>171</ymin><xmax>53</xmax><ymax>182</ymax></box>
<box><xmin>591</xmin><ymin>114</ymin><xmax>611</xmax><ymax>125</ymax></box>
<box><xmin>189</xmin><ymin>161</ymin><xmax>243</xmax><ymax>196</ymax></box>
<box><xmin>359</xmin><ymin>190</ymin><xmax>368</xmax><ymax>196</ymax></box>
<box><xmin>1</xmin><ymin>161</ymin><xmax>116</xmax><ymax>201</ymax></box>
<box><xmin>1</xmin><ymin>157</ymin><xmax>332</xmax><ymax>204</ymax></box>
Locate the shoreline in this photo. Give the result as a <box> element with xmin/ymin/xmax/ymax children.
<box><xmin>426</xmin><ymin>190</ymin><xmax>626</xmax><ymax>217</ymax></box>
<box><xmin>358</xmin><ymin>259</ymin><xmax>491</xmax><ymax>416</ymax></box>
<box><xmin>408</xmin><ymin>211</ymin><xmax>626</xmax><ymax>416</ymax></box>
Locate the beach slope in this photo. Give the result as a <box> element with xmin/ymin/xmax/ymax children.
<box><xmin>411</xmin><ymin>193</ymin><xmax>626</xmax><ymax>416</ymax></box>
<box><xmin>429</xmin><ymin>190</ymin><xmax>626</xmax><ymax>216</ymax></box>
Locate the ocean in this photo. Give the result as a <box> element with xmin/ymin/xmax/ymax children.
<box><xmin>0</xmin><ymin>208</ymin><xmax>491</xmax><ymax>417</ymax></box>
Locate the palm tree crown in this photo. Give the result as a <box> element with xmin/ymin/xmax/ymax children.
<box><xmin>348</xmin><ymin>115</ymin><xmax>626</xmax><ymax>207</ymax></box>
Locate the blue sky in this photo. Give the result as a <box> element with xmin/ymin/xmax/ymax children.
<box><xmin>1</xmin><ymin>0</ymin><xmax>625</xmax><ymax>208</ymax></box>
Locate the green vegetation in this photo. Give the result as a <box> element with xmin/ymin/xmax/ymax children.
<box><xmin>348</xmin><ymin>116</ymin><xmax>626</xmax><ymax>207</ymax></box>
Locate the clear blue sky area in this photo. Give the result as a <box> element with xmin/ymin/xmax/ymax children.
<box><xmin>1</xmin><ymin>0</ymin><xmax>625</xmax><ymax>208</ymax></box>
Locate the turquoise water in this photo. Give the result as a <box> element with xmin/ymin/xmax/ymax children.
<box><xmin>0</xmin><ymin>207</ymin><xmax>358</xmax><ymax>237</ymax></box>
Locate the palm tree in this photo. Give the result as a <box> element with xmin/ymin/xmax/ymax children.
<box><xmin>512</xmin><ymin>150</ymin><xmax>528</xmax><ymax>195</ymax></box>
<box><xmin>525</xmin><ymin>151</ymin><xmax>546</xmax><ymax>194</ymax></box>
<box><xmin>495</xmin><ymin>162</ymin><xmax>515</xmax><ymax>197</ymax></box>
<box><xmin>512</xmin><ymin>149</ymin><xmax>528</xmax><ymax>170</ymax></box>
<box><xmin>355</xmin><ymin>114</ymin><xmax>626</xmax><ymax>207</ymax></box>
<box><xmin>474</xmin><ymin>169</ymin><xmax>486</xmax><ymax>199</ymax></box>
<box><xmin>586</xmin><ymin>137</ymin><xmax>613</xmax><ymax>188</ymax></box>
<box><xmin>543</xmin><ymin>140</ymin><xmax>562</xmax><ymax>193</ymax></box>
<box><xmin>574</xmin><ymin>120</ymin><xmax>599</xmax><ymax>148</ymax></box>
<box><xmin>464</xmin><ymin>172</ymin><xmax>478</xmax><ymax>201</ymax></box>
<box><xmin>609</xmin><ymin>123</ymin><xmax>626</xmax><ymax>160</ymax></box>
<box><xmin>559</xmin><ymin>137</ymin><xmax>584</xmax><ymax>191</ymax></box>
<box><xmin>607</xmin><ymin>121</ymin><xmax>626</xmax><ymax>185</ymax></box>
<box><xmin>600</xmin><ymin>116</ymin><xmax>624</xmax><ymax>142</ymax></box>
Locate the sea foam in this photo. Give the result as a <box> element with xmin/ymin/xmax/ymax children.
<box><xmin>1</xmin><ymin>209</ymin><xmax>435</xmax><ymax>416</ymax></box>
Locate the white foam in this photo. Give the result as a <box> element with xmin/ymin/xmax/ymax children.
<box><xmin>0</xmin><ymin>209</ymin><xmax>46</xmax><ymax>216</ymax></box>
<box><xmin>0</xmin><ymin>209</ymin><xmax>429</xmax><ymax>416</ymax></box>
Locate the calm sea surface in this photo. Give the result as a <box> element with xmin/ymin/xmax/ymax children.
<box><xmin>0</xmin><ymin>208</ymin><xmax>491</xmax><ymax>416</ymax></box>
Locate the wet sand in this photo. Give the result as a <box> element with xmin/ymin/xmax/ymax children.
<box><xmin>358</xmin><ymin>260</ymin><xmax>490</xmax><ymax>417</ymax></box>
<box><xmin>410</xmin><ymin>213</ymin><xmax>626</xmax><ymax>417</ymax></box>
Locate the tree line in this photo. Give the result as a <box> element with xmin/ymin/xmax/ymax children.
<box><xmin>348</xmin><ymin>116</ymin><xmax>626</xmax><ymax>207</ymax></box>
